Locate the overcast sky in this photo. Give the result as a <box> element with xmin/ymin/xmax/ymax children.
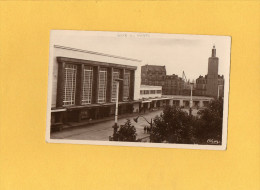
<box><xmin>51</xmin><ymin>30</ymin><xmax>231</xmax><ymax>81</ymax></box>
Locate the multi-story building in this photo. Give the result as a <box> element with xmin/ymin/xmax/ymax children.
<box><xmin>206</xmin><ymin>45</ymin><xmax>221</xmax><ymax>97</ymax></box>
<box><xmin>162</xmin><ymin>74</ymin><xmax>184</xmax><ymax>95</ymax></box>
<box><xmin>194</xmin><ymin>74</ymin><xmax>224</xmax><ymax>97</ymax></box>
<box><xmin>141</xmin><ymin>65</ymin><xmax>185</xmax><ymax>96</ymax></box>
<box><xmin>195</xmin><ymin>75</ymin><xmax>207</xmax><ymax>96</ymax></box>
<box><xmin>141</xmin><ymin>65</ymin><xmax>166</xmax><ymax>86</ymax></box>
<box><xmin>139</xmin><ymin>85</ymin><xmax>171</xmax><ymax>113</ymax></box>
<box><xmin>140</xmin><ymin>85</ymin><xmax>162</xmax><ymax>99</ymax></box>
<box><xmin>50</xmin><ymin>45</ymin><xmax>142</xmax><ymax>130</ymax></box>
<box><xmin>194</xmin><ymin>46</ymin><xmax>225</xmax><ymax>98</ymax></box>
<box><xmin>217</xmin><ymin>75</ymin><xmax>224</xmax><ymax>98</ymax></box>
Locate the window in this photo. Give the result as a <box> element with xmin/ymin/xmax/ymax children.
<box><xmin>144</xmin><ymin>90</ymin><xmax>149</xmax><ymax>94</ymax></box>
<box><xmin>150</xmin><ymin>90</ymin><xmax>155</xmax><ymax>94</ymax></box>
<box><xmin>156</xmin><ymin>90</ymin><xmax>162</xmax><ymax>94</ymax></box>
<box><xmin>63</xmin><ymin>64</ymin><xmax>77</xmax><ymax>106</ymax></box>
<box><xmin>82</xmin><ymin>66</ymin><xmax>93</xmax><ymax>105</ymax></box>
<box><xmin>111</xmin><ymin>69</ymin><xmax>120</xmax><ymax>102</ymax></box>
<box><xmin>140</xmin><ymin>90</ymin><xmax>144</xmax><ymax>95</ymax></box>
<box><xmin>98</xmin><ymin>68</ymin><xmax>107</xmax><ymax>103</ymax></box>
<box><xmin>123</xmin><ymin>70</ymin><xmax>130</xmax><ymax>101</ymax></box>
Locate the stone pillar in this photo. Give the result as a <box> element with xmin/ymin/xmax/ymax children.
<box><xmin>160</xmin><ymin>101</ymin><xmax>163</xmax><ymax>107</ymax></box>
<box><xmin>169</xmin><ymin>99</ymin><xmax>173</xmax><ymax>106</ymax></box>
<box><xmin>75</xmin><ymin>64</ymin><xmax>84</xmax><ymax>106</ymax></box>
<box><xmin>92</xmin><ymin>66</ymin><xmax>100</xmax><ymax>104</ymax></box>
<box><xmin>199</xmin><ymin>100</ymin><xmax>204</xmax><ymax>108</ymax></box>
<box><xmin>130</xmin><ymin>70</ymin><xmax>135</xmax><ymax>101</ymax></box>
<box><xmin>106</xmin><ymin>67</ymin><xmax>113</xmax><ymax>103</ymax></box>
<box><xmin>119</xmin><ymin>69</ymin><xmax>125</xmax><ymax>102</ymax></box>
<box><xmin>148</xmin><ymin>102</ymin><xmax>150</xmax><ymax>109</ymax></box>
<box><xmin>133</xmin><ymin>103</ymin><xmax>139</xmax><ymax>113</ymax></box>
<box><xmin>56</xmin><ymin>62</ymin><xmax>65</xmax><ymax>108</ymax></box>
<box><xmin>179</xmin><ymin>99</ymin><xmax>184</xmax><ymax>107</ymax></box>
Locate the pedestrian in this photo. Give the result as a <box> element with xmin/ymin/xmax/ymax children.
<box><xmin>144</xmin><ymin>126</ymin><xmax>147</xmax><ymax>134</ymax></box>
<box><xmin>147</xmin><ymin>126</ymin><xmax>150</xmax><ymax>134</ymax></box>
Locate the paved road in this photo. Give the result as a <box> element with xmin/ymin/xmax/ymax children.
<box><xmin>51</xmin><ymin>110</ymin><xmax>163</xmax><ymax>141</ymax></box>
<box><xmin>51</xmin><ymin>108</ymin><xmax>199</xmax><ymax>141</ymax></box>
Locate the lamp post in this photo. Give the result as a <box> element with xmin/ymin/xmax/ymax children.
<box><xmin>189</xmin><ymin>82</ymin><xmax>194</xmax><ymax>116</ymax></box>
<box><xmin>113</xmin><ymin>78</ymin><xmax>123</xmax><ymax>137</ymax></box>
<box><xmin>133</xmin><ymin>115</ymin><xmax>153</xmax><ymax>128</ymax></box>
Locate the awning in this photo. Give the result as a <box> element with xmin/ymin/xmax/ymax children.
<box><xmin>55</xmin><ymin>100</ymin><xmax>142</xmax><ymax>111</ymax></box>
<box><xmin>51</xmin><ymin>108</ymin><xmax>66</xmax><ymax>112</ymax></box>
<box><xmin>66</xmin><ymin>104</ymin><xmax>101</xmax><ymax>110</ymax></box>
<box><xmin>142</xmin><ymin>100</ymin><xmax>152</xmax><ymax>103</ymax></box>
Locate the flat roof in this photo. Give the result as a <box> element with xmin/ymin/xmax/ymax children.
<box><xmin>163</xmin><ymin>95</ymin><xmax>213</xmax><ymax>100</ymax></box>
<box><xmin>140</xmin><ymin>85</ymin><xmax>162</xmax><ymax>89</ymax></box>
<box><xmin>54</xmin><ymin>45</ymin><xmax>142</xmax><ymax>62</ymax></box>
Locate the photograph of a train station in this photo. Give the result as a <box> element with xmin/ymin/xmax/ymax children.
<box><xmin>46</xmin><ymin>31</ymin><xmax>231</xmax><ymax>150</ymax></box>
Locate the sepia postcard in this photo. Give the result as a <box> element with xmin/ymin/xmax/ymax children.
<box><xmin>46</xmin><ymin>30</ymin><xmax>231</xmax><ymax>150</ymax></box>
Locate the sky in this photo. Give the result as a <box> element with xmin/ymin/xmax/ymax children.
<box><xmin>51</xmin><ymin>30</ymin><xmax>231</xmax><ymax>81</ymax></box>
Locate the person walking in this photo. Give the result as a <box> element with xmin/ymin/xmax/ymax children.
<box><xmin>147</xmin><ymin>126</ymin><xmax>150</xmax><ymax>134</ymax></box>
<box><xmin>144</xmin><ymin>126</ymin><xmax>147</xmax><ymax>134</ymax></box>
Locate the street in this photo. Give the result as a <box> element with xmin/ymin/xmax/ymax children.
<box><xmin>51</xmin><ymin>110</ymin><xmax>163</xmax><ymax>141</ymax></box>
<box><xmin>51</xmin><ymin>108</ymin><xmax>199</xmax><ymax>141</ymax></box>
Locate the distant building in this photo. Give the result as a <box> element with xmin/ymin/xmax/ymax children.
<box><xmin>162</xmin><ymin>74</ymin><xmax>184</xmax><ymax>95</ymax></box>
<box><xmin>141</xmin><ymin>65</ymin><xmax>186</xmax><ymax>96</ymax></box>
<box><xmin>139</xmin><ymin>85</ymin><xmax>169</xmax><ymax>113</ymax></box>
<box><xmin>140</xmin><ymin>85</ymin><xmax>162</xmax><ymax>99</ymax></box>
<box><xmin>195</xmin><ymin>74</ymin><xmax>224</xmax><ymax>97</ymax></box>
<box><xmin>194</xmin><ymin>45</ymin><xmax>225</xmax><ymax>98</ymax></box>
<box><xmin>195</xmin><ymin>75</ymin><xmax>207</xmax><ymax>96</ymax></box>
<box><xmin>206</xmin><ymin>45</ymin><xmax>223</xmax><ymax>97</ymax></box>
<box><xmin>140</xmin><ymin>46</ymin><xmax>225</xmax><ymax>99</ymax></box>
<box><xmin>217</xmin><ymin>75</ymin><xmax>224</xmax><ymax>98</ymax></box>
<box><xmin>194</xmin><ymin>46</ymin><xmax>225</xmax><ymax>98</ymax></box>
<box><xmin>141</xmin><ymin>65</ymin><xmax>166</xmax><ymax>86</ymax></box>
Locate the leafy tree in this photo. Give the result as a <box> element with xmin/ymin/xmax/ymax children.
<box><xmin>150</xmin><ymin>105</ymin><xmax>194</xmax><ymax>144</ymax></box>
<box><xmin>194</xmin><ymin>98</ymin><xmax>224</xmax><ymax>144</ymax></box>
<box><xmin>112</xmin><ymin>119</ymin><xmax>137</xmax><ymax>142</ymax></box>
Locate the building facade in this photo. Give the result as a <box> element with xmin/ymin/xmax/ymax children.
<box><xmin>162</xmin><ymin>74</ymin><xmax>184</xmax><ymax>95</ymax></box>
<box><xmin>194</xmin><ymin>46</ymin><xmax>225</xmax><ymax>98</ymax></box>
<box><xmin>164</xmin><ymin>95</ymin><xmax>213</xmax><ymax>109</ymax></box>
<box><xmin>195</xmin><ymin>75</ymin><xmax>207</xmax><ymax>96</ymax></box>
<box><xmin>141</xmin><ymin>65</ymin><xmax>186</xmax><ymax>96</ymax></box>
<box><xmin>139</xmin><ymin>85</ymin><xmax>171</xmax><ymax>113</ymax></box>
<box><xmin>140</xmin><ymin>85</ymin><xmax>162</xmax><ymax>99</ymax></box>
<box><xmin>50</xmin><ymin>45</ymin><xmax>142</xmax><ymax>130</ymax></box>
<box><xmin>206</xmin><ymin>45</ymin><xmax>220</xmax><ymax>97</ymax></box>
<box><xmin>195</xmin><ymin>74</ymin><xmax>224</xmax><ymax>97</ymax></box>
<box><xmin>141</xmin><ymin>65</ymin><xmax>166</xmax><ymax>86</ymax></box>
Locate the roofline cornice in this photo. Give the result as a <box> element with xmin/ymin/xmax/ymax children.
<box><xmin>54</xmin><ymin>45</ymin><xmax>142</xmax><ymax>62</ymax></box>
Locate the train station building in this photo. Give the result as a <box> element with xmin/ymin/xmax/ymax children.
<box><xmin>50</xmin><ymin>45</ymin><xmax>142</xmax><ymax>130</ymax></box>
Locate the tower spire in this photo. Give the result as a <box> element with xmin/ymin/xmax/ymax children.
<box><xmin>212</xmin><ymin>44</ymin><xmax>216</xmax><ymax>57</ymax></box>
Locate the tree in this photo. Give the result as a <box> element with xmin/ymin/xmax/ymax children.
<box><xmin>112</xmin><ymin>119</ymin><xmax>137</xmax><ymax>142</ymax></box>
<box><xmin>150</xmin><ymin>105</ymin><xmax>194</xmax><ymax>144</ymax></box>
<box><xmin>194</xmin><ymin>98</ymin><xmax>224</xmax><ymax>144</ymax></box>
